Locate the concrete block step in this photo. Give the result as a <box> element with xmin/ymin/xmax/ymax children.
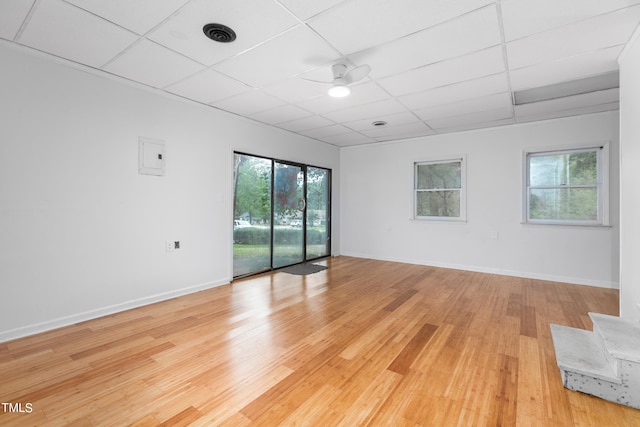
<box><xmin>590</xmin><ymin>312</ymin><xmax>640</xmax><ymax>364</ymax></box>
<box><xmin>550</xmin><ymin>324</ymin><xmax>620</xmax><ymax>384</ymax></box>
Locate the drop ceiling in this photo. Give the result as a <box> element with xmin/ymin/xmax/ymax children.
<box><xmin>2</xmin><ymin>0</ymin><xmax>639</xmax><ymax>147</ymax></box>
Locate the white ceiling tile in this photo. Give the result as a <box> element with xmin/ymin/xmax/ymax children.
<box><xmin>344</xmin><ymin>111</ymin><xmax>420</xmax><ymax>131</ymax></box>
<box><xmin>435</xmin><ymin>117</ymin><xmax>515</xmax><ymax>134</ymax></box>
<box><xmin>516</xmin><ymin>102</ymin><xmax>619</xmax><ymax>124</ymax></box>
<box><xmin>361</xmin><ymin>121</ymin><xmax>434</xmax><ymax>139</ymax></box>
<box><xmin>18</xmin><ymin>0</ymin><xmax>138</xmax><ymax>68</ymax></box>
<box><xmin>514</xmin><ymin>88</ymin><xmax>619</xmax><ymax>117</ymax></box>
<box><xmin>2</xmin><ymin>0</ymin><xmax>634</xmax><ymax>145</ymax></box>
<box><xmin>509</xmin><ymin>46</ymin><xmax>622</xmax><ymax>91</ymax></box>
<box><xmin>415</xmin><ymin>92</ymin><xmax>512</xmax><ymax>121</ymax></box>
<box><xmin>426</xmin><ymin>106</ymin><xmax>514</xmax><ymax>130</ymax></box>
<box><xmin>298</xmin><ymin>63</ymin><xmax>339</xmax><ymax>83</ymax></box>
<box><xmin>214</xmin><ymin>25</ymin><xmax>340</xmax><ymax>87</ymax></box>
<box><xmin>262</xmin><ymin>78</ymin><xmax>328</xmax><ymax>103</ymax></box>
<box><xmin>165</xmin><ymin>69</ymin><xmax>250</xmax><ymax>104</ymax></box>
<box><xmin>507</xmin><ymin>6</ymin><xmax>640</xmax><ymax>70</ymax></box>
<box><xmin>276</xmin><ymin>115</ymin><xmax>335</xmax><ymax>132</ymax></box>
<box><xmin>399</xmin><ymin>73</ymin><xmax>509</xmax><ymax>111</ymax></box>
<box><xmin>295</xmin><ymin>82</ymin><xmax>390</xmax><ymax>115</ymax></box>
<box><xmin>308</xmin><ymin>0</ymin><xmax>494</xmax><ymax>55</ymax></box>
<box><xmin>299</xmin><ymin>124</ymin><xmax>352</xmax><ymax>138</ymax></box>
<box><xmin>322</xmin><ymin>98</ymin><xmax>407</xmax><ymax>123</ymax></box>
<box><xmin>148</xmin><ymin>0</ymin><xmax>298</xmax><ymax>66</ymax></box>
<box><xmin>64</xmin><ymin>0</ymin><xmax>190</xmax><ymax>35</ymax></box>
<box><xmin>103</xmin><ymin>39</ymin><xmax>204</xmax><ymax>88</ymax></box>
<box><xmin>379</xmin><ymin>46</ymin><xmax>506</xmax><ymax>96</ymax></box>
<box><xmin>351</xmin><ymin>4</ymin><xmax>502</xmax><ymax>78</ymax></box>
<box><xmin>320</xmin><ymin>132</ymin><xmax>376</xmax><ymax>147</ymax></box>
<box><xmin>248</xmin><ymin>104</ymin><xmax>312</xmax><ymax>125</ymax></box>
<box><xmin>211</xmin><ymin>91</ymin><xmax>286</xmax><ymax>116</ymax></box>
<box><xmin>0</xmin><ymin>0</ymin><xmax>35</xmax><ymax>41</ymax></box>
<box><xmin>278</xmin><ymin>0</ymin><xmax>348</xmax><ymax>20</ymax></box>
<box><xmin>501</xmin><ymin>0</ymin><xmax>640</xmax><ymax>42</ymax></box>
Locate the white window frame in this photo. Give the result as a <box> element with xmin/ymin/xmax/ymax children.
<box><xmin>523</xmin><ymin>143</ymin><xmax>609</xmax><ymax>226</ymax></box>
<box><xmin>413</xmin><ymin>156</ymin><xmax>466</xmax><ymax>222</ymax></box>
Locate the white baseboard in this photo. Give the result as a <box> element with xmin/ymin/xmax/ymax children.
<box><xmin>339</xmin><ymin>252</ymin><xmax>619</xmax><ymax>289</ymax></box>
<box><xmin>1</xmin><ymin>255</ymin><xmax>618</xmax><ymax>343</ymax></box>
<box><xmin>0</xmin><ymin>278</ymin><xmax>229</xmax><ymax>343</ymax></box>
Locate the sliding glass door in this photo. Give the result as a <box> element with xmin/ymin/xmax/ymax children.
<box><xmin>306</xmin><ymin>166</ymin><xmax>330</xmax><ymax>259</ymax></box>
<box><xmin>273</xmin><ymin>162</ymin><xmax>304</xmax><ymax>268</ymax></box>
<box><xmin>233</xmin><ymin>154</ymin><xmax>272</xmax><ymax>277</ymax></box>
<box><xmin>233</xmin><ymin>153</ymin><xmax>330</xmax><ymax>278</ymax></box>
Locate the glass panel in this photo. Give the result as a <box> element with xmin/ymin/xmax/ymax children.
<box><xmin>273</xmin><ymin>162</ymin><xmax>304</xmax><ymax>268</ymax></box>
<box><xmin>307</xmin><ymin>167</ymin><xmax>330</xmax><ymax>259</ymax></box>
<box><xmin>529</xmin><ymin>187</ymin><xmax>598</xmax><ymax>221</ymax></box>
<box><xmin>416</xmin><ymin>162</ymin><xmax>461</xmax><ymax>189</ymax></box>
<box><xmin>233</xmin><ymin>154</ymin><xmax>331</xmax><ymax>277</ymax></box>
<box><xmin>233</xmin><ymin>154</ymin><xmax>272</xmax><ymax>277</ymax></box>
<box><xmin>416</xmin><ymin>190</ymin><xmax>460</xmax><ymax>217</ymax></box>
<box><xmin>529</xmin><ymin>151</ymin><xmax>597</xmax><ymax>187</ymax></box>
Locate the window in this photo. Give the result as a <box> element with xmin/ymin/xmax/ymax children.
<box><xmin>414</xmin><ymin>157</ymin><xmax>465</xmax><ymax>221</ymax></box>
<box><xmin>524</xmin><ymin>145</ymin><xmax>609</xmax><ymax>225</ymax></box>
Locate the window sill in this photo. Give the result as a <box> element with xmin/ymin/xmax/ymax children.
<box><xmin>520</xmin><ymin>221</ymin><xmax>612</xmax><ymax>228</ymax></box>
<box><xmin>411</xmin><ymin>218</ymin><xmax>467</xmax><ymax>223</ymax></box>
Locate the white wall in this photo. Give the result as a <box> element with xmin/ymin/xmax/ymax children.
<box><xmin>341</xmin><ymin>112</ymin><xmax>620</xmax><ymax>288</ymax></box>
<box><xmin>0</xmin><ymin>43</ymin><xmax>339</xmax><ymax>341</ymax></box>
<box><xmin>619</xmin><ymin>27</ymin><xmax>640</xmax><ymax>323</ymax></box>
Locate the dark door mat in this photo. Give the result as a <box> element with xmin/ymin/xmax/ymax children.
<box><xmin>282</xmin><ymin>263</ymin><xmax>327</xmax><ymax>275</ymax></box>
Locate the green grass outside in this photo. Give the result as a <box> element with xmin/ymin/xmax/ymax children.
<box><xmin>233</xmin><ymin>244</ymin><xmax>270</xmax><ymax>258</ymax></box>
<box><xmin>233</xmin><ymin>244</ymin><xmax>327</xmax><ymax>259</ymax></box>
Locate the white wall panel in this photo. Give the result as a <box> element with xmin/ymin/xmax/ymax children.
<box><xmin>618</xmin><ymin>27</ymin><xmax>640</xmax><ymax>323</ymax></box>
<box><xmin>340</xmin><ymin>112</ymin><xmax>620</xmax><ymax>288</ymax></box>
<box><xmin>0</xmin><ymin>44</ymin><xmax>339</xmax><ymax>341</ymax></box>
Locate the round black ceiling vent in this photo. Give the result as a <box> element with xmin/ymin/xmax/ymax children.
<box><xmin>372</xmin><ymin>120</ymin><xmax>387</xmax><ymax>127</ymax></box>
<box><xmin>203</xmin><ymin>23</ymin><xmax>236</xmax><ymax>43</ymax></box>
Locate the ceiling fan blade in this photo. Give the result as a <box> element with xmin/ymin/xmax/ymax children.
<box><xmin>301</xmin><ymin>77</ymin><xmax>333</xmax><ymax>85</ymax></box>
<box><xmin>343</xmin><ymin>64</ymin><xmax>371</xmax><ymax>85</ymax></box>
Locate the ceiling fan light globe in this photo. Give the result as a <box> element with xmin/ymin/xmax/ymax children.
<box><xmin>328</xmin><ymin>85</ymin><xmax>351</xmax><ymax>98</ymax></box>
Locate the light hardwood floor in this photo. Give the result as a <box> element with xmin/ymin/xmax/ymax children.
<box><xmin>1</xmin><ymin>257</ymin><xmax>638</xmax><ymax>426</ymax></box>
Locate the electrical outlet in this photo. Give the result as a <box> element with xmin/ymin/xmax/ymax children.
<box><xmin>174</xmin><ymin>241</ymin><xmax>180</xmax><ymax>250</ymax></box>
<box><xmin>166</xmin><ymin>241</ymin><xmax>174</xmax><ymax>252</ymax></box>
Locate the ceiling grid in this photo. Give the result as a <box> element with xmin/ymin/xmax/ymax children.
<box><xmin>1</xmin><ymin>0</ymin><xmax>638</xmax><ymax>146</ymax></box>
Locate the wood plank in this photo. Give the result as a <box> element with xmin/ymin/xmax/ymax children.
<box><xmin>0</xmin><ymin>256</ymin><xmax>632</xmax><ymax>426</ymax></box>
<box><xmin>383</xmin><ymin>289</ymin><xmax>419</xmax><ymax>312</ymax></box>
<box><xmin>491</xmin><ymin>353</ymin><xmax>519</xmax><ymax>427</ymax></box>
<box><xmin>521</xmin><ymin>305</ymin><xmax>538</xmax><ymax>338</ymax></box>
<box><xmin>159</xmin><ymin>406</ymin><xmax>202</xmax><ymax>427</ymax></box>
<box><xmin>387</xmin><ymin>322</ymin><xmax>438</xmax><ymax>375</ymax></box>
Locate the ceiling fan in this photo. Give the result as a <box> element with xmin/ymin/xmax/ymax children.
<box><xmin>305</xmin><ymin>63</ymin><xmax>372</xmax><ymax>98</ymax></box>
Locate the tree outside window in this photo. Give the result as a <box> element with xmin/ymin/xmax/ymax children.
<box><xmin>525</xmin><ymin>145</ymin><xmax>608</xmax><ymax>225</ymax></box>
<box><xmin>414</xmin><ymin>158</ymin><xmax>465</xmax><ymax>221</ymax></box>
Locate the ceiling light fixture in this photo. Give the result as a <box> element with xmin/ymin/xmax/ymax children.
<box><xmin>203</xmin><ymin>23</ymin><xmax>236</xmax><ymax>43</ymax></box>
<box><xmin>328</xmin><ymin>84</ymin><xmax>351</xmax><ymax>98</ymax></box>
<box><xmin>305</xmin><ymin>63</ymin><xmax>371</xmax><ymax>99</ymax></box>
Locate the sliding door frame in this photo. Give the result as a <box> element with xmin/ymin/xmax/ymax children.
<box><xmin>233</xmin><ymin>151</ymin><xmax>331</xmax><ymax>278</ymax></box>
<box><xmin>305</xmin><ymin>165</ymin><xmax>332</xmax><ymax>262</ymax></box>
